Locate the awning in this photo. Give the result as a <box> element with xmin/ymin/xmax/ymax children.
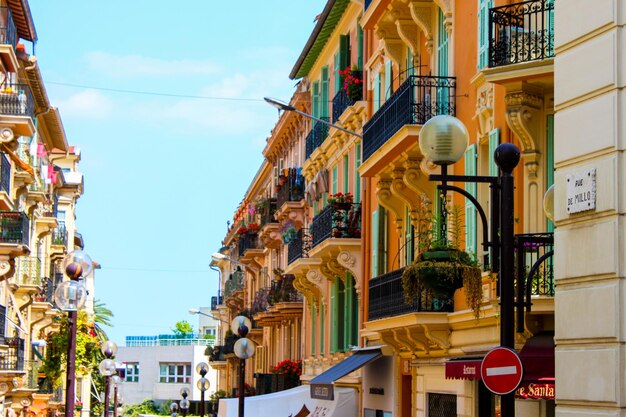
<box><xmin>516</xmin><ymin>332</ymin><xmax>555</xmax><ymax>399</ymax></box>
<box><xmin>443</xmin><ymin>333</ymin><xmax>555</xmax><ymax>400</ymax></box>
<box><xmin>444</xmin><ymin>356</ymin><xmax>483</xmax><ymax>380</ymax></box>
<box><xmin>217</xmin><ymin>385</ymin><xmax>357</xmax><ymax>417</ymax></box>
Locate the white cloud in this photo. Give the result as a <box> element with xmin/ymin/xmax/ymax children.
<box><xmin>85</xmin><ymin>51</ymin><xmax>222</xmax><ymax>78</ymax></box>
<box><xmin>56</xmin><ymin>90</ymin><xmax>114</xmax><ymax>120</ymax></box>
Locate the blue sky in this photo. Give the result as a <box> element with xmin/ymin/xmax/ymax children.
<box><xmin>29</xmin><ymin>0</ymin><xmax>323</xmax><ymax>344</ymax></box>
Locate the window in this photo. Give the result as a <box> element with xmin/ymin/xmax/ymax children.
<box><xmin>126</xmin><ymin>363</ymin><xmax>139</xmax><ymax>383</ymax></box>
<box><xmin>478</xmin><ymin>0</ymin><xmax>494</xmax><ymax>69</ymax></box>
<box><xmin>428</xmin><ymin>393</ymin><xmax>457</xmax><ymax>417</ymax></box>
<box><xmin>159</xmin><ymin>363</ymin><xmax>191</xmax><ymax>383</ymax></box>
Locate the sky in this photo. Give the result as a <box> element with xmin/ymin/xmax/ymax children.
<box><xmin>29</xmin><ymin>0</ymin><xmax>324</xmax><ymax>345</ymax></box>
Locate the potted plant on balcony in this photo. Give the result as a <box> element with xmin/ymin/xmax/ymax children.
<box><xmin>271</xmin><ymin>359</ymin><xmax>302</xmax><ymax>392</ymax></box>
<box><xmin>339</xmin><ymin>65</ymin><xmax>363</xmax><ymax>102</ymax></box>
<box><xmin>401</xmin><ymin>205</ymin><xmax>483</xmax><ymax>317</ymax></box>
<box><xmin>328</xmin><ymin>192</ymin><xmax>353</xmax><ymax>210</ymax></box>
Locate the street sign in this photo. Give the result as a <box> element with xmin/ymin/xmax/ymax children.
<box><xmin>481</xmin><ymin>347</ymin><xmax>524</xmax><ymax>395</ymax></box>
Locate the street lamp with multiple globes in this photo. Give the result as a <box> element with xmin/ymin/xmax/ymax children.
<box><xmin>111</xmin><ymin>375</ymin><xmax>122</xmax><ymax>417</ymax></box>
<box><xmin>170</xmin><ymin>402</ymin><xmax>178</xmax><ymax>417</ymax></box>
<box><xmin>196</xmin><ymin>362</ymin><xmax>210</xmax><ymax>417</ymax></box>
<box><xmin>54</xmin><ymin>250</ymin><xmax>92</xmax><ymax>417</ymax></box>
<box><xmin>231</xmin><ymin>316</ymin><xmax>255</xmax><ymax>417</ymax></box>
<box><xmin>99</xmin><ymin>340</ymin><xmax>118</xmax><ymax>417</ymax></box>
<box><xmin>179</xmin><ymin>388</ymin><xmax>190</xmax><ymax>417</ymax></box>
<box><xmin>419</xmin><ymin>115</ymin><xmax>521</xmax><ymax>417</ymax></box>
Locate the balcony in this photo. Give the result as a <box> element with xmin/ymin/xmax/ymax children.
<box><xmin>0</xmin><ymin>337</ymin><xmax>25</xmax><ymax>372</ymax></box>
<box><xmin>311</xmin><ymin>203</ymin><xmax>361</xmax><ymax>248</ymax></box>
<box><xmin>332</xmin><ymin>73</ymin><xmax>362</xmax><ymax>123</ymax></box>
<box><xmin>0</xmin><ymin>211</ymin><xmax>29</xmax><ymax>246</ymax></box>
<box><xmin>276</xmin><ymin>168</ymin><xmax>305</xmax><ymax>209</ymax></box>
<box><xmin>268</xmin><ymin>275</ymin><xmax>303</xmax><ymax>305</ymax></box>
<box><xmin>210</xmin><ymin>295</ymin><xmax>223</xmax><ymax>311</ymax></box>
<box><xmin>259</xmin><ymin>198</ymin><xmax>278</xmax><ymax>227</ymax></box>
<box><xmin>362</xmin><ymin>75</ymin><xmax>456</xmax><ymax>162</ymax></box>
<box><xmin>14</xmin><ymin>256</ymin><xmax>43</xmax><ymax>286</ymax></box>
<box><xmin>368</xmin><ymin>268</ymin><xmax>454</xmax><ymax>321</ymax></box>
<box><xmin>223</xmin><ymin>269</ymin><xmax>244</xmax><ymax>299</ymax></box>
<box><xmin>287</xmin><ymin>228</ymin><xmax>311</xmax><ymax>265</ymax></box>
<box><xmin>237</xmin><ymin>232</ymin><xmax>261</xmax><ymax>257</ymax></box>
<box><xmin>489</xmin><ymin>0</ymin><xmax>554</xmax><ymax>68</ymax></box>
<box><xmin>52</xmin><ymin>224</ymin><xmax>68</xmax><ymax>246</ymax></box>
<box><xmin>515</xmin><ymin>232</ymin><xmax>554</xmax><ymax>297</ymax></box>
<box><xmin>0</xmin><ymin>153</ymin><xmax>9</xmax><ymax>195</ymax></box>
<box><xmin>305</xmin><ymin>118</ymin><xmax>329</xmax><ymax>160</ymax></box>
<box><xmin>0</xmin><ymin>82</ymin><xmax>34</xmax><ymax>116</ymax></box>
<box><xmin>0</xmin><ymin>7</ymin><xmax>17</xmax><ymax>72</ymax></box>
<box><xmin>35</xmin><ymin>276</ymin><xmax>56</xmax><ymax>304</ymax></box>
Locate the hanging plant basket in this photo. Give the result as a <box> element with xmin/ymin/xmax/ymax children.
<box><xmin>402</xmin><ymin>248</ymin><xmax>483</xmax><ymax>317</ymax></box>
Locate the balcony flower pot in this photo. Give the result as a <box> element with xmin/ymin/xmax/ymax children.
<box><xmin>402</xmin><ymin>247</ymin><xmax>482</xmax><ymax>317</ymax></box>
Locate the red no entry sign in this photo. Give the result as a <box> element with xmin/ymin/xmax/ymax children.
<box><xmin>481</xmin><ymin>347</ymin><xmax>524</xmax><ymax>395</ymax></box>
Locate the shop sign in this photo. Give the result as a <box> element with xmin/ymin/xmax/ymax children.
<box><xmin>515</xmin><ymin>382</ymin><xmax>555</xmax><ymax>400</ymax></box>
<box><xmin>310</xmin><ymin>383</ymin><xmax>334</xmax><ymax>400</ymax></box>
<box><xmin>566</xmin><ymin>168</ymin><xmax>596</xmax><ymax>214</ymax></box>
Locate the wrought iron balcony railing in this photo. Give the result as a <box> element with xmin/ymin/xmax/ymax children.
<box><xmin>305</xmin><ymin>117</ymin><xmax>330</xmax><ymax>159</ymax></box>
<box><xmin>238</xmin><ymin>232</ymin><xmax>261</xmax><ymax>257</ymax></box>
<box><xmin>36</xmin><ymin>276</ymin><xmax>56</xmax><ymax>304</ymax></box>
<box><xmin>276</xmin><ymin>168</ymin><xmax>305</xmax><ymax>208</ymax></box>
<box><xmin>515</xmin><ymin>232</ymin><xmax>554</xmax><ymax>297</ymax></box>
<box><xmin>52</xmin><ymin>224</ymin><xmax>68</xmax><ymax>246</ymax></box>
<box><xmin>210</xmin><ymin>294</ymin><xmax>223</xmax><ymax>311</ymax></box>
<box><xmin>311</xmin><ymin>203</ymin><xmax>361</xmax><ymax>248</ymax></box>
<box><xmin>0</xmin><ymin>83</ymin><xmax>34</xmax><ymax>117</ymax></box>
<box><xmin>489</xmin><ymin>0</ymin><xmax>554</xmax><ymax>67</ymax></box>
<box><xmin>368</xmin><ymin>267</ymin><xmax>454</xmax><ymax>321</ymax></box>
<box><xmin>0</xmin><ymin>337</ymin><xmax>25</xmax><ymax>371</ymax></box>
<box><xmin>268</xmin><ymin>274</ymin><xmax>302</xmax><ymax>305</ymax></box>
<box><xmin>0</xmin><ymin>212</ymin><xmax>29</xmax><ymax>246</ymax></box>
<box><xmin>363</xmin><ymin>75</ymin><xmax>456</xmax><ymax>161</ymax></box>
<box><xmin>259</xmin><ymin>198</ymin><xmax>278</xmax><ymax>227</ymax></box>
<box><xmin>224</xmin><ymin>269</ymin><xmax>244</xmax><ymax>299</ymax></box>
<box><xmin>0</xmin><ymin>7</ymin><xmax>16</xmax><ymax>47</ymax></box>
<box><xmin>287</xmin><ymin>228</ymin><xmax>312</xmax><ymax>265</ymax></box>
<box><xmin>15</xmin><ymin>256</ymin><xmax>43</xmax><ymax>286</ymax></box>
<box><xmin>252</xmin><ymin>287</ymin><xmax>270</xmax><ymax>314</ymax></box>
<box><xmin>0</xmin><ymin>153</ymin><xmax>9</xmax><ymax>194</ymax></box>
<box><xmin>332</xmin><ymin>74</ymin><xmax>362</xmax><ymax>123</ymax></box>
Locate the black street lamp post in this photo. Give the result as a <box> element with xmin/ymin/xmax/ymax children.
<box><xmin>54</xmin><ymin>250</ymin><xmax>92</xmax><ymax>417</ymax></box>
<box><xmin>420</xmin><ymin>116</ymin><xmax>521</xmax><ymax>417</ymax></box>
<box><xmin>179</xmin><ymin>388</ymin><xmax>190</xmax><ymax>417</ymax></box>
<box><xmin>196</xmin><ymin>363</ymin><xmax>210</xmax><ymax>417</ymax></box>
<box><xmin>231</xmin><ymin>316</ymin><xmax>255</xmax><ymax>417</ymax></box>
<box><xmin>99</xmin><ymin>341</ymin><xmax>118</xmax><ymax>417</ymax></box>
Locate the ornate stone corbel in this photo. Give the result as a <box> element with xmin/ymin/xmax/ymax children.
<box><xmin>376</xmin><ymin>176</ymin><xmax>404</xmax><ymax>232</ymax></box>
<box><xmin>422</xmin><ymin>324</ymin><xmax>450</xmax><ymax>352</ymax></box>
<box><xmin>376</xmin><ymin>26</ymin><xmax>405</xmax><ymax>70</ymax></box>
<box><xmin>404</xmin><ymin>327</ymin><xmax>429</xmax><ymax>353</ymax></box>
<box><xmin>408</xmin><ymin>2</ymin><xmax>434</xmax><ymax>55</ymax></box>
<box><xmin>336</xmin><ymin>249</ymin><xmax>361</xmax><ymax>294</ymax></box>
<box><xmin>393</xmin><ymin>9</ymin><xmax>421</xmax><ymax>58</ymax></box>
<box><xmin>390</xmin><ymin>166</ymin><xmax>419</xmax><ymax>226</ymax></box>
<box><xmin>0</xmin><ymin>259</ymin><xmax>12</xmax><ymax>279</ymax></box>
<box><xmin>504</xmin><ymin>90</ymin><xmax>543</xmax><ymax>153</ymax></box>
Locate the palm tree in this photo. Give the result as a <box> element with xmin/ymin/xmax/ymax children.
<box><xmin>93</xmin><ymin>299</ymin><xmax>114</xmax><ymax>341</ymax></box>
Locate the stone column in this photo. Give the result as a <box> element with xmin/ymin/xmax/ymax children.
<box><xmin>554</xmin><ymin>2</ymin><xmax>626</xmax><ymax>415</ymax></box>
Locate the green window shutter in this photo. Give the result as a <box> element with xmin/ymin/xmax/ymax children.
<box><xmin>322</xmin><ymin>192</ymin><xmax>328</xmax><ymax>208</ymax></box>
<box><xmin>343</xmin><ymin>273</ymin><xmax>354</xmax><ymax>349</ymax></box>
<box><xmin>371</xmin><ymin>210</ymin><xmax>379</xmax><ymax>277</ymax></box>
<box><xmin>321</xmin><ymin>66</ymin><xmax>330</xmax><ymax>119</ymax></box>
<box><xmin>340</xmin><ymin>34</ymin><xmax>350</xmax><ymax>70</ymax></box>
<box><xmin>478</xmin><ymin>0</ymin><xmax>491</xmax><ymax>69</ymax></box>
<box><xmin>380</xmin><ymin>207</ymin><xmax>388</xmax><ymax>274</ymax></box>
<box><xmin>311</xmin><ymin>302</ymin><xmax>317</xmax><ymax>355</ymax></box>
<box><xmin>357</xmin><ymin>25</ymin><xmax>364</xmax><ymax>69</ymax></box>
<box><xmin>384</xmin><ymin>60</ymin><xmax>393</xmax><ymax>100</ymax></box>
<box><xmin>373</xmin><ymin>73</ymin><xmax>381</xmax><ymax>112</ymax></box>
<box><xmin>334</xmin><ymin>52</ymin><xmax>341</xmax><ymax>94</ymax></box>
<box><xmin>313</xmin><ymin>200</ymin><xmax>319</xmax><ymax>216</ymax></box>
<box><xmin>437</xmin><ymin>8</ymin><xmax>449</xmax><ymax>77</ymax></box>
<box><xmin>312</xmin><ymin>81</ymin><xmax>320</xmax><ymax>119</ymax></box>
<box><xmin>355</xmin><ymin>143</ymin><xmax>362</xmax><ymax>203</ymax></box>
<box><xmin>320</xmin><ymin>304</ymin><xmax>325</xmax><ymax>354</ymax></box>
<box><xmin>343</xmin><ymin>155</ymin><xmax>349</xmax><ymax>194</ymax></box>
<box><xmin>546</xmin><ymin>115</ymin><xmax>554</xmax><ymax>232</ymax></box>
<box><xmin>332</xmin><ymin>164</ymin><xmax>338</xmax><ymax>194</ymax></box>
<box><xmin>433</xmin><ymin>184</ymin><xmax>442</xmax><ymax>242</ymax></box>
<box><xmin>407</xmin><ymin>47</ymin><xmax>414</xmax><ymax>77</ymax></box>
<box><xmin>405</xmin><ymin>207</ymin><xmax>414</xmax><ymax>266</ymax></box>
<box><xmin>337</xmin><ymin>278</ymin><xmax>345</xmax><ymax>351</ymax></box>
<box><xmin>489</xmin><ymin>128</ymin><xmax>500</xmax><ymax>177</ymax></box>
<box><xmin>330</xmin><ymin>279</ymin><xmax>339</xmax><ymax>353</ymax></box>
<box><xmin>465</xmin><ymin>145</ymin><xmax>477</xmax><ymax>256</ymax></box>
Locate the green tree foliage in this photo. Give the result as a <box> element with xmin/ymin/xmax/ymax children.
<box><xmin>173</xmin><ymin>320</ymin><xmax>194</xmax><ymax>337</ymax></box>
<box><xmin>41</xmin><ymin>311</ymin><xmax>102</xmax><ymax>387</ymax></box>
<box><xmin>123</xmin><ymin>400</ymin><xmax>160</xmax><ymax>417</ymax></box>
<box><xmin>93</xmin><ymin>299</ymin><xmax>114</xmax><ymax>340</ymax></box>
